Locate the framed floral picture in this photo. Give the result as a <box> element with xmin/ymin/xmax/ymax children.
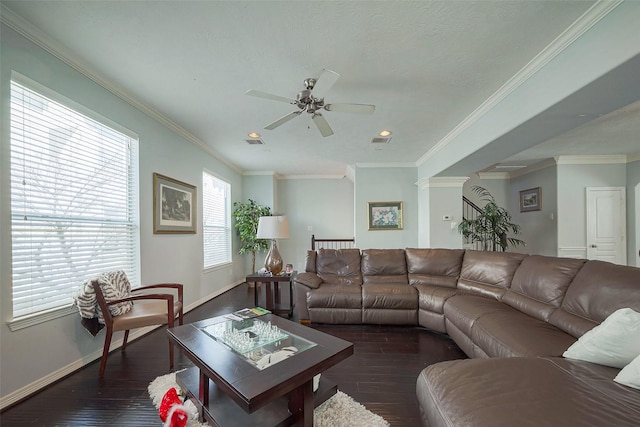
<box><xmin>368</xmin><ymin>201</ymin><xmax>403</xmax><ymax>230</ymax></box>
<box><xmin>519</xmin><ymin>187</ymin><xmax>541</xmax><ymax>212</ymax></box>
<box><xmin>153</xmin><ymin>173</ymin><xmax>197</xmax><ymax>234</ymax></box>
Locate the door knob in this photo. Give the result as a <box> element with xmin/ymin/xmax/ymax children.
<box><xmin>590</xmin><ymin>244</ymin><xmax>597</xmax><ymax>248</ymax></box>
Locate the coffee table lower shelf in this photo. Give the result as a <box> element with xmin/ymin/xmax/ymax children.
<box><xmin>176</xmin><ymin>367</ymin><xmax>337</xmax><ymax>427</ymax></box>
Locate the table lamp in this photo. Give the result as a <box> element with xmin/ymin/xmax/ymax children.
<box><xmin>256</xmin><ymin>215</ymin><xmax>290</xmax><ymax>275</ymax></box>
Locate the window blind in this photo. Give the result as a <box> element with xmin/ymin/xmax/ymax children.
<box><xmin>202</xmin><ymin>171</ymin><xmax>232</xmax><ymax>269</ymax></box>
<box><xmin>9</xmin><ymin>78</ymin><xmax>140</xmax><ymax>319</ymax></box>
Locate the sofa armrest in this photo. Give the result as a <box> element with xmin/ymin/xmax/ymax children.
<box><xmin>294</xmin><ymin>272</ymin><xmax>323</xmax><ymax>289</ymax></box>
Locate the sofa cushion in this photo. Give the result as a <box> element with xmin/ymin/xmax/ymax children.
<box><xmin>503</xmin><ymin>255</ymin><xmax>586</xmax><ymax>322</ymax></box>
<box><xmin>361</xmin><ymin>249</ymin><xmax>408</xmax><ymax>284</ymax></box>
<box><xmin>563</xmin><ymin>308</ymin><xmax>640</xmax><ymax>369</ymax></box>
<box><xmin>417</xmin><ymin>357</ymin><xmax>640</xmax><ymax>427</ymax></box>
<box><xmin>457</xmin><ymin>250</ymin><xmax>527</xmax><ymax>299</ymax></box>
<box><xmin>414</xmin><ymin>284</ymin><xmax>458</xmax><ymax>314</ymax></box>
<box><xmin>550</xmin><ymin>260</ymin><xmax>640</xmax><ymax>338</ymax></box>
<box><xmin>406</xmin><ymin>248</ymin><xmax>464</xmax><ymax>288</ymax></box>
<box><xmin>294</xmin><ymin>272</ymin><xmax>322</xmax><ymax>289</ymax></box>
<box><xmin>362</xmin><ymin>283</ymin><xmax>417</xmax><ymax>310</ymax></box>
<box><xmin>307</xmin><ymin>284</ymin><xmax>362</xmax><ymax>309</ymax></box>
<box><xmin>472</xmin><ymin>310</ymin><xmax>576</xmax><ymax>358</ymax></box>
<box><xmin>443</xmin><ymin>295</ymin><xmax>513</xmax><ymax>337</ymax></box>
<box><xmin>304</xmin><ymin>250</ymin><xmax>317</xmax><ymax>273</ymax></box>
<box><xmin>316</xmin><ymin>248</ymin><xmax>363</xmax><ymax>286</ymax></box>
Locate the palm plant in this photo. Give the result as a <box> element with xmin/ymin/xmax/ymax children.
<box><xmin>233</xmin><ymin>199</ymin><xmax>272</xmax><ymax>273</ymax></box>
<box><xmin>458</xmin><ymin>186</ymin><xmax>525</xmax><ymax>251</ymax></box>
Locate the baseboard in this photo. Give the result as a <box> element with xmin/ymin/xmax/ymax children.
<box><xmin>0</xmin><ymin>280</ymin><xmax>243</xmax><ymax>410</ymax></box>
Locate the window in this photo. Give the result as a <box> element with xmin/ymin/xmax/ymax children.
<box><xmin>202</xmin><ymin>171</ymin><xmax>231</xmax><ymax>269</ymax></box>
<box><xmin>9</xmin><ymin>75</ymin><xmax>139</xmax><ymax>322</ymax></box>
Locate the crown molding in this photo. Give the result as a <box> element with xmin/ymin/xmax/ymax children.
<box><xmin>509</xmin><ymin>158</ymin><xmax>556</xmax><ymax>178</ymax></box>
<box><xmin>627</xmin><ymin>152</ymin><xmax>640</xmax><ymax>163</ymax></box>
<box><xmin>243</xmin><ymin>170</ymin><xmax>277</xmax><ymax>176</ymax></box>
<box><xmin>1</xmin><ymin>4</ymin><xmax>243</xmax><ymax>175</ymax></box>
<box><xmin>477</xmin><ymin>172</ymin><xmax>510</xmax><ymax>180</ymax></box>
<box><xmin>278</xmin><ymin>174</ymin><xmax>346</xmax><ymax>180</ymax></box>
<box><xmin>416</xmin><ymin>176</ymin><xmax>469</xmax><ymax>190</ymax></box>
<box><xmin>355</xmin><ymin>162</ymin><xmax>417</xmax><ymax>169</ymax></box>
<box><xmin>555</xmin><ymin>154</ymin><xmax>627</xmax><ymax>165</ymax></box>
<box><xmin>416</xmin><ymin>0</ymin><xmax>623</xmax><ymax>168</ymax></box>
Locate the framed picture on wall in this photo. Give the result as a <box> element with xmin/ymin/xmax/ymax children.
<box><xmin>519</xmin><ymin>187</ymin><xmax>541</xmax><ymax>212</ymax></box>
<box><xmin>153</xmin><ymin>173</ymin><xmax>197</xmax><ymax>233</ymax></box>
<box><xmin>368</xmin><ymin>201</ymin><xmax>403</xmax><ymax>230</ymax></box>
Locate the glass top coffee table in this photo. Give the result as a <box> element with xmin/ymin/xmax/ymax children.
<box><xmin>167</xmin><ymin>313</ymin><xmax>353</xmax><ymax>427</ymax></box>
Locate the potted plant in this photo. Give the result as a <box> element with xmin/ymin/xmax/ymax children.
<box><xmin>458</xmin><ymin>186</ymin><xmax>525</xmax><ymax>251</ymax></box>
<box><xmin>233</xmin><ymin>199</ymin><xmax>272</xmax><ymax>274</ymax></box>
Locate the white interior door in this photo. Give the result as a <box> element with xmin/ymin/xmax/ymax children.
<box><xmin>586</xmin><ymin>187</ymin><xmax>626</xmax><ymax>264</ymax></box>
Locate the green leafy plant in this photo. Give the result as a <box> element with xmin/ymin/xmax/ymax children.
<box><xmin>458</xmin><ymin>186</ymin><xmax>525</xmax><ymax>251</ymax></box>
<box><xmin>233</xmin><ymin>199</ymin><xmax>272</xmax><ymax>273</ymax></box>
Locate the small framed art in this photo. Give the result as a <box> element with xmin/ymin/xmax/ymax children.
<box><xmin>153</xmin><ymin>173</ymin><xmax>197</xmax><ymax>234</ymax></box>
<box><xmin>519</xmin><ymin>187</ymin><xmax>541</xmax><ymax>212</ymax></box>
<box><xmin>368</xmin><ymin>201</ymin><xmax>403</xmax><ymax>230</ymax></box>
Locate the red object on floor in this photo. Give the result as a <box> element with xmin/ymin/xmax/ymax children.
<box><xmin>159</xmin><ymin>387</ymin><xmax>189</xmax><ymax>427</ymax></box>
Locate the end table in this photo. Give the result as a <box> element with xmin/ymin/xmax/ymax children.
<box><xmin>246</xmin><ymin>271</ymin><xmax>296</xmax><ymax>317</ymax></box>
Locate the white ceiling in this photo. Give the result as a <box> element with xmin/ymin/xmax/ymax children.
<box><xmin>3</xmin><ymin>1</ymin><xmax>639</xmax><ymax>177</ymax></box>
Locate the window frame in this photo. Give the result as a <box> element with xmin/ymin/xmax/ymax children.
<box><xmin>202</xmin><ymin>169</ymin><xmax>232</xmax><ymax>271</ymax></box>
<box><xmin>8</xmin><ymin>72</ymin><xmax>140</xmax><ymax>330</ymax></box>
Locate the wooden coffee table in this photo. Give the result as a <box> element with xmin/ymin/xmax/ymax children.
<box><xmin>167</xmin><ymin>313</ymin><xmax>353</xmax><ymax>427</ymax></box>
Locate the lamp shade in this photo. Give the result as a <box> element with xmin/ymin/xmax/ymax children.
<box><xmin>256</xmin><ymin>215</ymin><xmax>290</xmax><ymax>240</ymax></box>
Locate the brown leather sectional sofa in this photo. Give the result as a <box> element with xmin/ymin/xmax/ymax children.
<box><xmin>293</xmin><ymin>248</ymin><xmax>640</xmax><ymax>426</ymax></box>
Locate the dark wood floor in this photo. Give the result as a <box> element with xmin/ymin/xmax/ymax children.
<box><xmin>1</xmin><ymin>283</ymin><xmax>466</xmax><ymax>426</ymax></box>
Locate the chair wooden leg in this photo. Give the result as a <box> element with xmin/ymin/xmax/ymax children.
<box><xmin>99</xmin><ymin>328</ymin><xmax>113</xmax><ymax>378</ymax></box>
<box><xmin>168</xmin><ymin>312</ymin><xmax>176</xmax><ymax>368</ymax></box>
<box><xmin>122</xmin><ymin>330</ymin><xmax>130</xmax><ymax>352</ymax></box>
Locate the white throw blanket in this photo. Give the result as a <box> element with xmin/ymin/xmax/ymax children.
<box><xmin>74</xmin><ymin>270</ymin><xmax>133</xmax><ymax>327</ymax></box>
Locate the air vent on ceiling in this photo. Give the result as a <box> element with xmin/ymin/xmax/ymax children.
<box><xmin>245</xmin><ymin>139</ymin><xmax>265</xmax><ymax>145</ymax></box>
<box><xmin>371</xmin><ymin>137</ymin><xmax>391</xmax><ymax>144</ymax></box>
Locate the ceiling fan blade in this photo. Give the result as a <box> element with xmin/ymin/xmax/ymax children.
<box><xmin>312</xmin><ymin>113</ymin><xmax>334</xmax><ymax>137</ymax></box>
<box><xmin>245</xmin><ymin>89</ymin><xmax>294</xmax><ymax>104</ymax></box>
<box><xmin>324</xmin><ymin>103</ymin><xmax>376</xmax><ymax>114</ymax></box>
<box><xmin>264</xmin><ymin>111</ymin><xmax>302</xmax><ymax>130</ymax></box>
<box><xmin>310</xmin><ymin>69</ymin><xmax>340</xmax><ymax>99</ymax></box>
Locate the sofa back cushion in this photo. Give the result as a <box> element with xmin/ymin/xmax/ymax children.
<box><xmin>549</xmin><ymin>260</ymin><xmax>640</xmax><ymax>338</ymax></box>
<box><xmin>406</xmin><ymin>248</ymin><xmax>464</xmax><ymax>288</ymax></box>
<box><xmin>305</xmin><ymin>250</ymin><xmax>317</xmax><ymax>273</ymax></box>
<box><xmin>361</xmin><ymin>249</ymin><xmax>408</xmax><ymax>285</ymax></box>
<box><xmin>316</xmin><ymin>248</ymin><xmax>363</xmax><ymax>286</ymax></box>
<box><xmin>457</xmin><ymin>250</ymin><xmax>527</xmax><ymax>299</ymax></box>
<box><xmin>503</xmin><ymin>255</ymin><xmax>586</xmax><ymax>322</ymax></box>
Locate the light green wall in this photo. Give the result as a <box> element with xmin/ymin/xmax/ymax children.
<box><xmin>627</xmin><ymin>159</ymin><xmax>640</xmax><ymax>266</ymax></box>
<box><xmin>510</xmin><ymin>165</ymin><xmax>558</xmax><ymax>256</ymax></box>
<box><xmin>277</xmin><ymin>178</ymin><xmax>354</xmax><ymax>272</ymax></box>
<box><xmin>355</xmin><ymin>167</ymin><xmax>418</xmax><ymax>249</ymax></box>
<box><xmin>557</xmin><ymin>163</ymin><xmax>626</xmax><ymax>258</ymax></box>
<box><xmin>0</xmin><ymin>24</ymin><xmax>244</xmax><ymax>403</ymax></box>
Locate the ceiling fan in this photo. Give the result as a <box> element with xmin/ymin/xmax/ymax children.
<box><xmin>245</xmin><ymin>69</ymin><xmax>375</xmax><ymax>137</ymax></box>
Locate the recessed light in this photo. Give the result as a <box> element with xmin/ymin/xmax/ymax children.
<box><xmin>248</xmin><ymin>132</ymin><xmax>260</xmax><ymax>138</ymax></box>
<box><xmin>379</xmin><ymin>130</ymin><xmax>392</xmax><ymax>137</ymax></box>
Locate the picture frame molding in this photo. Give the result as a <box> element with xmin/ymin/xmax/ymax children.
<box><xmin>519</xmin><ymin>187</ymin><xmax>541</xmax><ymax>212</ymax></box>
<box><xmin>367</xmin><ymin>201</ymin><xmax>404</xmax><ymax>230</ymax></box>
<box><xmin>153</xmin><ymin>172</ymin><xmax>197</xmax><ymax>234</ymax></box>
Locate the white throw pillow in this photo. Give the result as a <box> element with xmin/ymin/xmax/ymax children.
<box><xmin>563</xmin><ymin>307</ymin><xmax>640</xmax><ymax>369</ymax></box>
<box><xmin>615</xmin><ymin>353</ymin><xmax>640</xmax><ymax>390</ymax></box>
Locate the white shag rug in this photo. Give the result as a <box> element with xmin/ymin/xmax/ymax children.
<box><xmin>148</xmin><ymin>371</ymin><xmax>389</xmax><ymax>427</ymax></box>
